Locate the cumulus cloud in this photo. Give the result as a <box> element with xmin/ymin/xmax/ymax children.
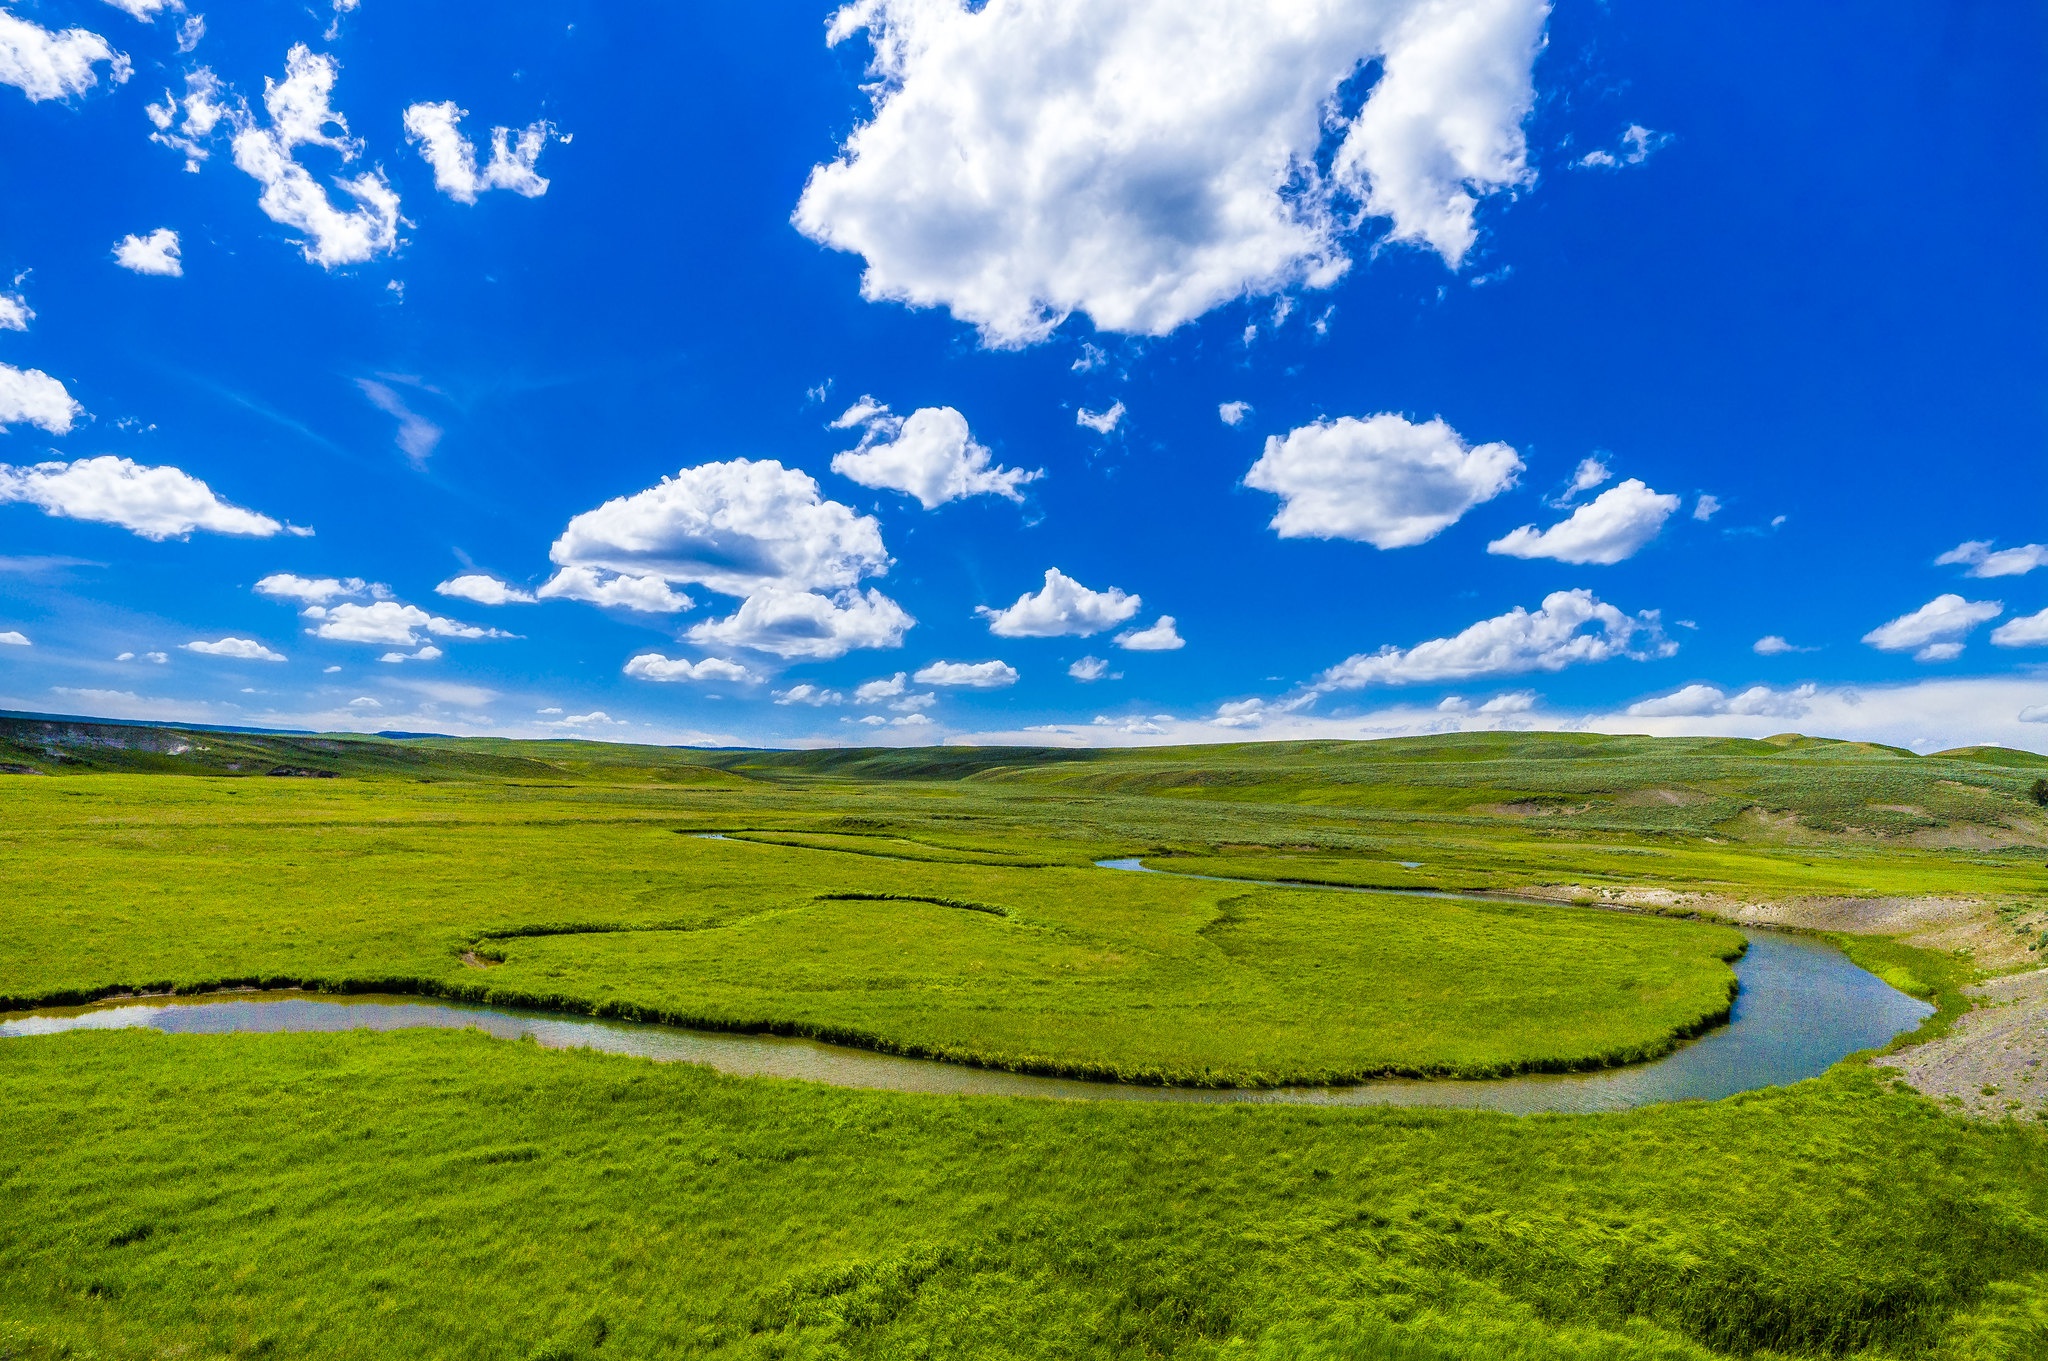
<box><xmin>1068</xmin><ymin>655</ymin><xmax>1115</xmax><ymax>681</ymax></box>
<box><xmin>914</xmin><ymin>659</ymin><xmax>1017</xmax><ymax>688</ymax></box>
<box><xmin>795</xmin><ymin>0</ymin><xmax>1548</xmax><ymax>345</ymax></box>
<box><xmin>300</xmin><ymin>600</ymin><xmax>507</xmax><ymax>647</ymax></box>
<box><xmin>1624</xmin><ymin>682</ymin><xmax>1818</xmax><ymax>719</ymax></box>
<box><xmin>226</xmin><ymin>46</ymin><xmax>401</xmax><ymax>268</ymax></box>
<box><xmin>113</xmin><ymin>228</ymin><xmax>182</xmax><ymax>276</ymax></box>
<box><xmin>623</xmin><ymin>653</ymin><xmax>754</xmax><ymax>683</ymax></box>
<box><xmin>1245</xmin><ymin>413</ymin><xmax>1521</xmax><ymax>548</ymax></box>
<box><xmin>0</xmin><ymin>456</ymin><xmax>283</xmax><ymax>539</ymax></box>
<box><xmin>0</xmin><ymin>10</ymin><xmax>126</xmax><ymax>102</ymax></box>
<box><xmin>775</xmin><ymin>683</ymin><xmax>844</xmax><ymax>706</ymax></box>
<box><xmin>1693</xmin><ymin>493</ymin><xmax>1721</xmax><ymax>522</ymax></box>
<box><xmin>1318</xmin><ymin>589</ymin><xmax>1672</xmax><ymax>689</ymax></box>
<box><xmin>547</xmin><ymin>458</ymin><xmax>889</xmax><ymax>602</ymax></box>
<box><xmin>831</xmin><ymin>400</ymin><xmax>1039</xmax><ymax>507</ymax></box>
<box><xmin>356</xmin><ymin>379</ymin><xmax>441</xmax><ymax>468</ymax></box>
<box><xmin>255</xmin><ymin>573</ymin><xmax>375</xmax><ymax>604</ymax></box>
<box><xmin>1577</xmin><ymin>124</ymin><xmax>1672</xmax><ymax>170</ymax></box>
<box><xmin>1937</xmin><ymin>540</ymin><xmax>2048</xmax><ymax>579</ymax></box>
<box><xmin>534</xmin><ymin>566</ymin><xmax>691</xmax><ymax>614</ymax></box>
<box><xmin>1487</xmin><ymin>479</ymin><xmax>1680</xmax><ymax>565</ymax></box>
<box><xmin>0</xmin><ymin>630</ymin><xmax>28</xmax><ymax>646</ymax></box>
<box><xmin>0</xmin><ymin>363</ymin><xmax>82</xmax><ymax>434</ymax></box>
<box><xmin>402</xmin><ymin>101</ymin><xmax>556</xmax><ymax>203</ymax></box>
<box><xmin>1076</xmin><ymin>401</ymin><xmax>1125</xmax><ymax>434</ymax></box>
<box><xmin>1218</xmin><ymin>401</ymin><xmax>1251</xmax><ymax>427</ymax></box>
<box><xmin>1862</xmin><ymin>594</ymin><xmax>2001</xmax><ymax>662</ymax></box>
<box><xmin>184</xmin><ymin>636</ymin><xmax>285</xmax><ymax>662</ymax></box>
<box><xmin>1559</xmin><ymin>456</ymin><xmax>1608</xmax><ymax>500</ymax></box>
<box><xmin>435</xmin><ymin>574</ymin><xmax>535</xmax><ymax>606</ymax></box>
<box><xmin>1116</xmin><ymin>616</ymin><xmax>1185</xmax><ymax>651</ymax></box>
<box><xmin>976</xmin><ymin>568</ymin><xmax>1141</xmax><ymax>638</ymax></box>
<box><xmin>99</xmin><ymin>0</ymin><xmax>181</xmax><ymax>20</ymax></box>
<box><xmin>686</xmin><ymin>587</ymin><xmax>913</xmax><ymax>660</ymax></box>
<box><xmin>1752</xmin><ymin>635</ymin><xmax>1817</xmax><ymax>656</ymax></box>
<box><xmin>853</xmin><ymin>673</ymin><xmax>906</xmax><ymax>704</ymax></box>
<box><xmin>0</xmin><ymin>293</ymin><xmax>28</xmax><ymax>330</ymax></box>
<box><xmin>1991</xmin><ymin>610</ymin><xmax>2048</xmax><ymax>649</ymax></box>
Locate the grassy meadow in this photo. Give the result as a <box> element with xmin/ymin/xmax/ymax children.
<box><xmin>3</xmin><ymin>718</ymin><xmax>2048</xmax><ymax>1357</ymax></box>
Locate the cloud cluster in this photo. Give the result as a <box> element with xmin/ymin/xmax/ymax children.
<box><xmin>831</xmin><ymin>400</ymin><xmax>1038</xmax><ymax>508</ymax></box>
<box><xmin>228</xmin><ymin>47</ymin><xmax>401</xmax><ymax>267</ymax></box>
<box><xmin>300</xmin><ymin>600</ymin><xmax>508</xmax><ymax>647</ymax></box>
<box><xmin>1118</xmin><ymin>617</ymin><xmax>1185</xmax><ymax>651</ymax></box>
<box><xmin>977</xmin><ymin>568</ymin><xmax>1140</xmax><ymax>638</ymax></box>
<box><xmin>402</xmin><ymin>101</ymin><xmax>556</xmax><ymax>203</ymax></box>
<box><xmin>0</xmin><ymin>10</ymin><xmax>126</xmax><ymax>103</ymax></box>
<box><xmin>1577</xmin><ymin>124</ymin><xmax>1672</xmax><ymax>170</ymax></box>
<box><xmin>623</xmin><ymin>653</ymin><xmax>753</xmax><ymax>683</ymax></box>
<box><xmin>1625</xmin><ymin>682</ymin><xmax>1817</xmax><ymax>719</ymax></box>
<box><xmin>1487</xmin><ymin>479</ymin><xmax>1679</xmax><ymax>565</ymax></box>
<box><xmin>1937</xmin><ymin>540</ymin><xmax>2048</xmax><ymax>579</ymax></box>
<box><xmin>546</xmin><ymin>458</ymin><xmax>912</xmax><ymax>659</ymax></box>
<box><xmin>0</xmin><ymin>363</ymin><xmax>82</xmax><ymax>433</ymax></box>
<box><xmin>1245</xmin><ymin>413</ymin><xmax>1521</xmax><ymax>548</ymax></box>
<box><xmin>0</xmin><ymin>292</ymin><xmax>29</xmax><ymax>331</ymax></box>
<box><xmin>914</xmin><ymin>659</ymin><xmax>1017</xmax><ymax>689</ymax></box>
<box><xmin>1862</xmin><ymin>594</ymin><xmax>2001</xmax><ymax>663</ymax></box>
<box><xmin>256</xmin><ymin>572</ymin><xmax>381</xmax><ymax>603</ymax></box>
<box><xmin>1318</xmin><ymin>589</ymin><xmax>1672</xmax><ymax>688</ymax></box>
<box><xmin>796</xmin><ymin>0</ymin><xmax>1548</xmax><ymax>345</ymax></box>
<box><xmin>0</xmin><ymin>456</ymin><xmax>285</xmax><ymax>539</ymax></box>
<box><xmin>184</xmin><ymin>636</ymin><xmax>285</xmax><ymax>662</ymax></box>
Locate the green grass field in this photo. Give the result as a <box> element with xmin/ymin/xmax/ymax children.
<box><xmin>3</xmin><ymin>719</ymin><xmax>2047</xmax><ymax>1357</ymax></box>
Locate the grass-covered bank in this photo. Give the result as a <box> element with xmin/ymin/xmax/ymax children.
<box><xmin>2</xmin><ymin>1028</ymin><xmax>2045</xmax><ymax>1360</ymax></box>
<box><xmin>0</xmin><ymin>777</ymin><xmax>1748</xmax><ymax>1086</ymax></box>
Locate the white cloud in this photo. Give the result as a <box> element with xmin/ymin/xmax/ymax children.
<box><xmin>184</xmin><ymin>636</ymin><xmax>285</xmax><ymax>662</ymax></box>
<box><xmin>0</xmin><ymin>10</ymin><xmax>125</xmax><ymax>102</ymax></box>
<box><xmin>795</xmin><ymin>0</ymin><xmax>1547</xmax><ymax>345</ymax></box>
<box><xmin>914</xmin><ymin>659</ymin><xmax>1017</xmax><ymax>688</ymax></box>
<box><xmin>831</xmin><ymin>401</ymin><xmax>1039</xmax><ymax>507</ymax></box>
<box><xmin>0</xmin><ymin>293</ymin><xmax>31</xmax><ymax>330</ymax></box>
<box><xmin>0</xmin><ymin>363</ymin><xmax>83</xmax><ymax>434</ymax></box>
<box><xmin>1862</xmin><ymin>594</ymin><xmax>2001</xmax><ymax>662</ymax></box>
<box><xmin>775</xmin><ymin>683</ymin><xmax>844</xmax><ymax>706</ymax></box>
<box><xmin>402</xmin><ymin>101</ymin><xmax>555</xmax><ymax>203</ymax></box>
<box><xmin>1218</xmin><ymin>401</ymin><xmax>1251</xmax><ymax>427</ymax></box>
<box><xmin>1116</xmin><ymin>616</ymin><xmax>1185</xmax><ymax>651</ymax></box>
<box><xmin>378</xmin><ymin>645</ymin><xmax>445</xmax><ymax>664</ymax></box>
<box><xmin>534</xmin><ymin>566</ymin><xmax>691</xmax><ymax>614</ymax></box>
<box><xmin>1625</xmin><ymin>682</ymin><xmax>1818</xmax><ymax>719</ymax></box>
<box><xmin>227</xmin><ymin>46</ymin><xmax>401</xmax><ymax>268</ymax></box>
<box><xmin>1076</xmin><ymin>401</ymin><xmax>1125</xmax><ymax>434</ymax></box>
<box><xmin>853</xmin><ymin>673</ymin><xmax>907</xmax><ymax>704</ymax></box>
<box><xmin>1486</xmin><ymin>479</ymin><xmax>1680</xmax><ymax>565</ymax></box>
<box><xmin>977</xmin><ymin>568</ymin><xmax>1141</xmax><ymax>638</ymax></box>
<box><xmin>1477</xmin><ymin>690</ymin><xmax>1536</xmax><ymax>713</ymax></box>
<box><xmin>0</xmin><ymin>630</ymin><xmax>28</xmax><ymax>646</ymax></box>
<box><xmin>436</xmin><ymin>574</ymin><xmax>535</xmax><ymax>606</ymax></box>
<box><xmin>1245</xmin><ymin>413</ymin><xmax>1521</xmax><ymax>549</ymax></box>
<box><xmin>547</xmin><ymin>458</ymin><xmax>889</xmax><ymax>600</ymax></box>
<box><xmin>1560</xmin><ymin>456</ymin><xmax>1608</xmax><ymax>499</ymax></box>
<box><xmin>1991</xmin><ymin>610</ymin><xmax>2048</xmax><ymax>648</ymax></box>
<box><xmin>1577</xmin><ymin>123</ymin><xmax>1672</xmax><ymax>169</ymax></box>
<box><xmin>1317</xmin><ymin>589</ymin><xmax>1673</xmax><ymax>689</ymax></box>
<box><xmin>175</xmin><ymin>13</ymin><xmax>202</xmax><ymax>52</ymax></box>
<box><xmin>1936</xmin><ymin>540</ymin><xmax>2048</xmax><ymax>579</ymax></box>
<box><xmin>99</xmin><ymin>0</ymin><xmax>181</xmax><ymax>20</ymax></box>
<box><xmin>113</xmin><ymin>228</ymin><xmax>182</xmax><ymax>276</ymax></box>
<box><xmin>1692</xmin><ymin>493</ymin><xmax>1720</xmax><ymax>522</ymax></box>
<box><xmin>356</xmin><ymin>379</ymin><xmax>441</xmax><ymax>467</ymax></box>
<box><xmin>256</xmin><ymin>573</ymin><xmax>373</xmax><ymax>604</ymax></box>
<box><xmin>145</xmin><ymin>68</ymin><xmax>226</xmax><ymax>170</ymax></box>
<box><xmin>1752</xmin><ymin>635</ymin><xmax>1815</xmax><ymax>656</ymax></box>
<box><xmin>686</xmin><ymin>587</ymin><xmax>914</xmax><ymax>660</ymax></box>
<box><xmin>301</xmin><ymin>600</ymin><xmax>507</xmax><ymax>647</ymax></box>
<box><xmin>0</xmin><ymin>456</ymin><xmax>283</xmax><ymax>539</ymax></box>
<box><xmin>1068</xmin><ymin>655</ymin><xmax>1114</xmax><ymax>681</ymax></box>
<box><xmin>623</xmin><ymin>653</ymin><xmax>755</xmax><ymax>683</ymax></box>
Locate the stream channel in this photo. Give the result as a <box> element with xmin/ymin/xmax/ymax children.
<box><xmin>1</xmin><ymin>858</ymin><xmax>1934</xmax><ymax>1114</ymax></box>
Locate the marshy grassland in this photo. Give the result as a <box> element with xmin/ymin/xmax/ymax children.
<box><xmin>3</xmin><ymin>719</ymin><xmax>2047</xmax><ymax>1358</ymax></box>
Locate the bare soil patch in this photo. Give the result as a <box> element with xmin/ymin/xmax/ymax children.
<box><xmin>1877</xmin><ymin>969</ymin><xmax>2048</xmax><ymax>1123</ymax></box>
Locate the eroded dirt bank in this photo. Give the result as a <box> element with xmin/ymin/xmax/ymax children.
<box><xmin>1876</xmin><ymin>969</ymin><xmax>2048</xmax><ymax>1122</ymax></box>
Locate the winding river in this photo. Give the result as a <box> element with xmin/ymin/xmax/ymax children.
<box><xmin>0</xmin><ymin>859</ymin><xmax>1933</xmax><ymax>1113</ymax></box>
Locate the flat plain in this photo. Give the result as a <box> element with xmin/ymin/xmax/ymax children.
<box><xmin>3</xmin><ymin>718</ymin><xmax>2046</xmax><ymax>1359</ymax></box>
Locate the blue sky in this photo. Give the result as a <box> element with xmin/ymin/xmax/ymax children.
<box><xmin>0</xmin><ymin>0</ymin><xmax>2042</xmax><ymax>751</ymax></box>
